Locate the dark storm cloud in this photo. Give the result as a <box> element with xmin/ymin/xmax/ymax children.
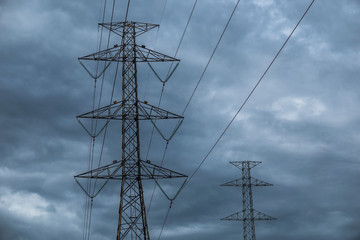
<box><xmin>1</xmin><ymin>0</ymin><xmax>360</xmax><ymax>239</ymax></box>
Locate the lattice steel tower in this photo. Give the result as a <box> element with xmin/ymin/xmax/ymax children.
<box><xmin>221</xmin><ymin>161</ymin><xmax>275</xmax><ymax>240</ymax></box>
<box><xmin>74</xmin><ymin>22</ymin><xmax>187</xmax><ymax>240</ymax></box>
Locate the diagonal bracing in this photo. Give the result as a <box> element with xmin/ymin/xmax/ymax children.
<box><xmin>75</xmin><ymin>21</ymin><xmax>186</xmax><ymax>240</ymax></box>
<box><xmin>221</xmin><ymin>161</ymin><xmax>275</xmax><ymax>240</ymax></box>
<box><xmin>76</xmin><ymin>101</ymin><xmax>183</xmax><ymax>121</ymax></box>
<box><xmin>75</xmin><ymin>160</ymin><xmax>187</xmax><ymax>181</ymax></box>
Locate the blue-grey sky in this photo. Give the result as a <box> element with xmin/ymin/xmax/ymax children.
<box><xmin>1</xmin><ymin>0</ymin><xmax>360</xmax><ymax>239</ymax></box>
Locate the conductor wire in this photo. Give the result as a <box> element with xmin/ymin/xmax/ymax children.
<box><xmin>181</xmin><ymin>0</ymin><xmax>241</xmax><ymax>116</ymax></box>
<box><xmin>145</xmin><ymin>0</ymin><xmax>198</xmax><ymax>214</ymax></box>
<box><xmin>185</xmin><ymin>0</ymin><xmax>316</xmax><ymax>186</ymax></box>
<box><xmin>157</xmin><ymin>1</ymin><xmax>315</xmax><ymax>239</ymax></box>
<box><xmin>156</xmin><ymin>1</ymin><xmax>242</xmax><ymax>239</ymax></box>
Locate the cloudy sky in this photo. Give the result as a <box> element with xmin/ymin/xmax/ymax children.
<box><xmin>1</xmin><ymin>0</ymin><xmax>360</xmax><ymax>239</ymax></box>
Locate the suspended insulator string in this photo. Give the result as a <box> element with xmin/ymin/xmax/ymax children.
<box><xmin>185</xmin><ymin>0</ymin><xmax>316</xmax><ymax>188</ymax></box>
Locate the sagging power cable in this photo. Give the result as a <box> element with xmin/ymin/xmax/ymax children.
<box><xmin>81</xmin><ymin>0</ymin><xmax>133</xmax><ymax>239</ymax></box>
<box><xmin>185</xmin><ymin>0</ymin><xmax>316</xmax><ymax>186</ymax></box>
<box><xmin>157</xmin><ymin>1</ymin><xmax>316</xmax><ymax>239</ymax></box>
<box><xmin>146</xmin><ymin>0</ymin><xmax>198</xmax><ymax>214</ymax></box>
<box><xmin>181</xmin><ymin>0</ymin><xmax>241</xmax><ymax>116</ymax></box>
<box><xmin>82</xmin><ymin>0</ymin><xmax>109</xmax><ymax>239</ymax></box>
<box><xmin>156</xmin><ymin>0</ymin><xmax>243</xmax><ymax>239</ymax></box>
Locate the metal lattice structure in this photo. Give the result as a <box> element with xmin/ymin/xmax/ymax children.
<box><xmin>75</xmin><ymin>21</ymin><xmax>187</xmax><ymax>240</ymax></box>
<box><xmin>221</xmin><ymin>161</ymin><xmax>275</xmax><ymax>240</ymax></box>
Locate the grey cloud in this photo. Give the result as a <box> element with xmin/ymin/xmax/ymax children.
<box><xmin>1</xmin><ymin>0</ymin><xmax>360</xmax><ymax>239</ymax></box>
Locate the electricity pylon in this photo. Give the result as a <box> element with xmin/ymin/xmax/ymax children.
<box><xmin>221</xmin><ymin>161</ymin><xmax>275</xmax><ymax>240</ymax></box>
<box><xmin>75</xmin><ymin>22</ymin><xmax>187</xmax><ymax>240</ymax></box>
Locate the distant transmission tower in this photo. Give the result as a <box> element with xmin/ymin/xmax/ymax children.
<box><xmin>221</xmin><ymin>161</ymin><xmax>275</xmax><ymax>240</ymax></box>
<box><xmin>74</xmin><ymin>21</ymin><xmax>187</xmax><ymax>239</ymax></box>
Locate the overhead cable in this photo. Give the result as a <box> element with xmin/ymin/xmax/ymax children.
<box><xmin>181</xmin><ymin>0</ymin><xmax>242</xmax><ymax>116</ymax></box>
<box><xmin>157</xmin><ymin>1</ymin><xmax>316</xmax><ymax>238</ymax></box>
<box><xmin>146</xmin><ymin>0</ymin><xmax>199</xmax><ymax>213</ymax></box>
<box><xmin>185</xmin><ymin>0</ymin><xmax>316</xmax><ymax>186</ymax></box>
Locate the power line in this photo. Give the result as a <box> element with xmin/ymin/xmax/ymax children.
<box><xmin>181</xmin><ymin>0</ymin><xmax>242</xmax><ymax>116</ymax></box>
<box><xmin>149</xmin><ymin>1</ymin><xmax>238</xmax><ymax>219</ymax></box>
<box><xmin>142</xmin><ymin>0</ymin><xmax>168</xmax><ymax>101</ymax></box>
<box><xmin>185</xmin><ymin>0</ymin><xmax>316</xmax><ymax>187</ymax></box>
<box><xmin>156</xmin><ymin>1</ymin><xmax>243</xmax><ymax>238</ymax></box>
<box><xmin>157</xmin><ymin>0</ymin><xmax>316</xmax><ymax>237</ymax></box>
<box><xmin>145</xmin><ymin>0</ymin><xmax>198</xmax><ymax>159</ymax></box>
<box><xmin>82</xmin><ymin>0</ymin><xmax>108</xmax><ymax>238</ymax></box>
<box><xmin>145</xmin><ymin>0</ymin><xmax>199</xmax><ymax>214</ymax></box>
<box><xmin>174</xmin><ymin>0</ymin><xmax>197</xmax><ymax>59</ymax></box>
<box><xmin>81</xmin><ymin>0</ymin><xmax>130</xmax><ymax>239</ymax></box>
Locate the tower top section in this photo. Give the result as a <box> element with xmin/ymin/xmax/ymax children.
<box><xmin>99</xmin><ymin>21</ymin><xmax>159</xmax><ymax>37</ymax></box>
<box><xmin>78</xmin><ymin>21</ymin><xmax>179</xmax><ymax>63</ymax></box>
<box><xmin>230</xmin><ymin>161</ymin><xmax>261</xmax><ymax>170</ymax></box>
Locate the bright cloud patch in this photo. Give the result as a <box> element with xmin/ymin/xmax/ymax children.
<box><xmin>0</xmin><ymin>188</ymin><xmax>51</xmax><ymax>219</ymax></box>
<box><xmin>271</xmin><ymin>97</ymin><xmax>326</xmax><ymax>121</ymax></box>
<box><xmin>253</xmin><ymin>0</ymin><xmax>274</xmax><ymax>8</ymax></box>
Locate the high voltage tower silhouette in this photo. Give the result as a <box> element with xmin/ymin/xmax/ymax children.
<box><xmin>74</xmin><ymin>17</ymin><xmax>187</xmax><ymax>240</ymax></box>
<box><xmin>221</xmin><ymin>161</ymin><xmax>275</xmax><ymax>240</ymax></box>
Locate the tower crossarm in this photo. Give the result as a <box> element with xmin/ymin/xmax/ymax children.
<box><xmin>221</xmin><ymin>161</ymin><xmax>276</xmax><ymax>240</ymax></box>
<box><xmin>99</xmin><ymin>22</ymin><xmax>159</xmax><ymax>37</ymax></box>
<box><xmin>74</xmin><ymin>160</ymin><xmax>187</xmax><ymax>180</ymax></box>
<box><xmin>74</xmin><ymin>160</ymin><xmax>122</xmax><ymax>180</ymax></box>
<box><xmin>137</xmin><ymin>101</ymin><xmax>183</xmax><ymax>120</ymax></box>
<box><xmin>76</xmin><ymin>101</ymin><xmax>183</xmax><ymax>120</ymax></box>
<box><xmin>135</xmin><ymin>45</ymin><xmax>179</xmax><ymax>62</ymax></box>
<box><xmin>78</xmin><ymin>44</ymin><xmax>179</xmax><ymax>63</ymax></box>
<box><xmin>221</xmin><ymin>177</ymin><xmax>273</xmax><ymax>187</ymax></box>
<box><xmin>79</xmin><ymin>45</ymin><xmax>124</xmax><ymax>62</ymax></box>
<box><xmin>221</xmin><ymin>210</ymin><xmax>276</xmax><ymax>221</ymax></box>
<box><xmin>75</xmin><ymin>20</ymin><xmax>184</xmax><ymax>240</ymax></box>
<box><xmin>140</xmin><ymin>160</ymin><xmax>187</xmax><ymax>179</ymax></box>
<box><xmin>230</xmin><ymin>161</ymin><xmax>261</xmax><ymax>170</ymax></box>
